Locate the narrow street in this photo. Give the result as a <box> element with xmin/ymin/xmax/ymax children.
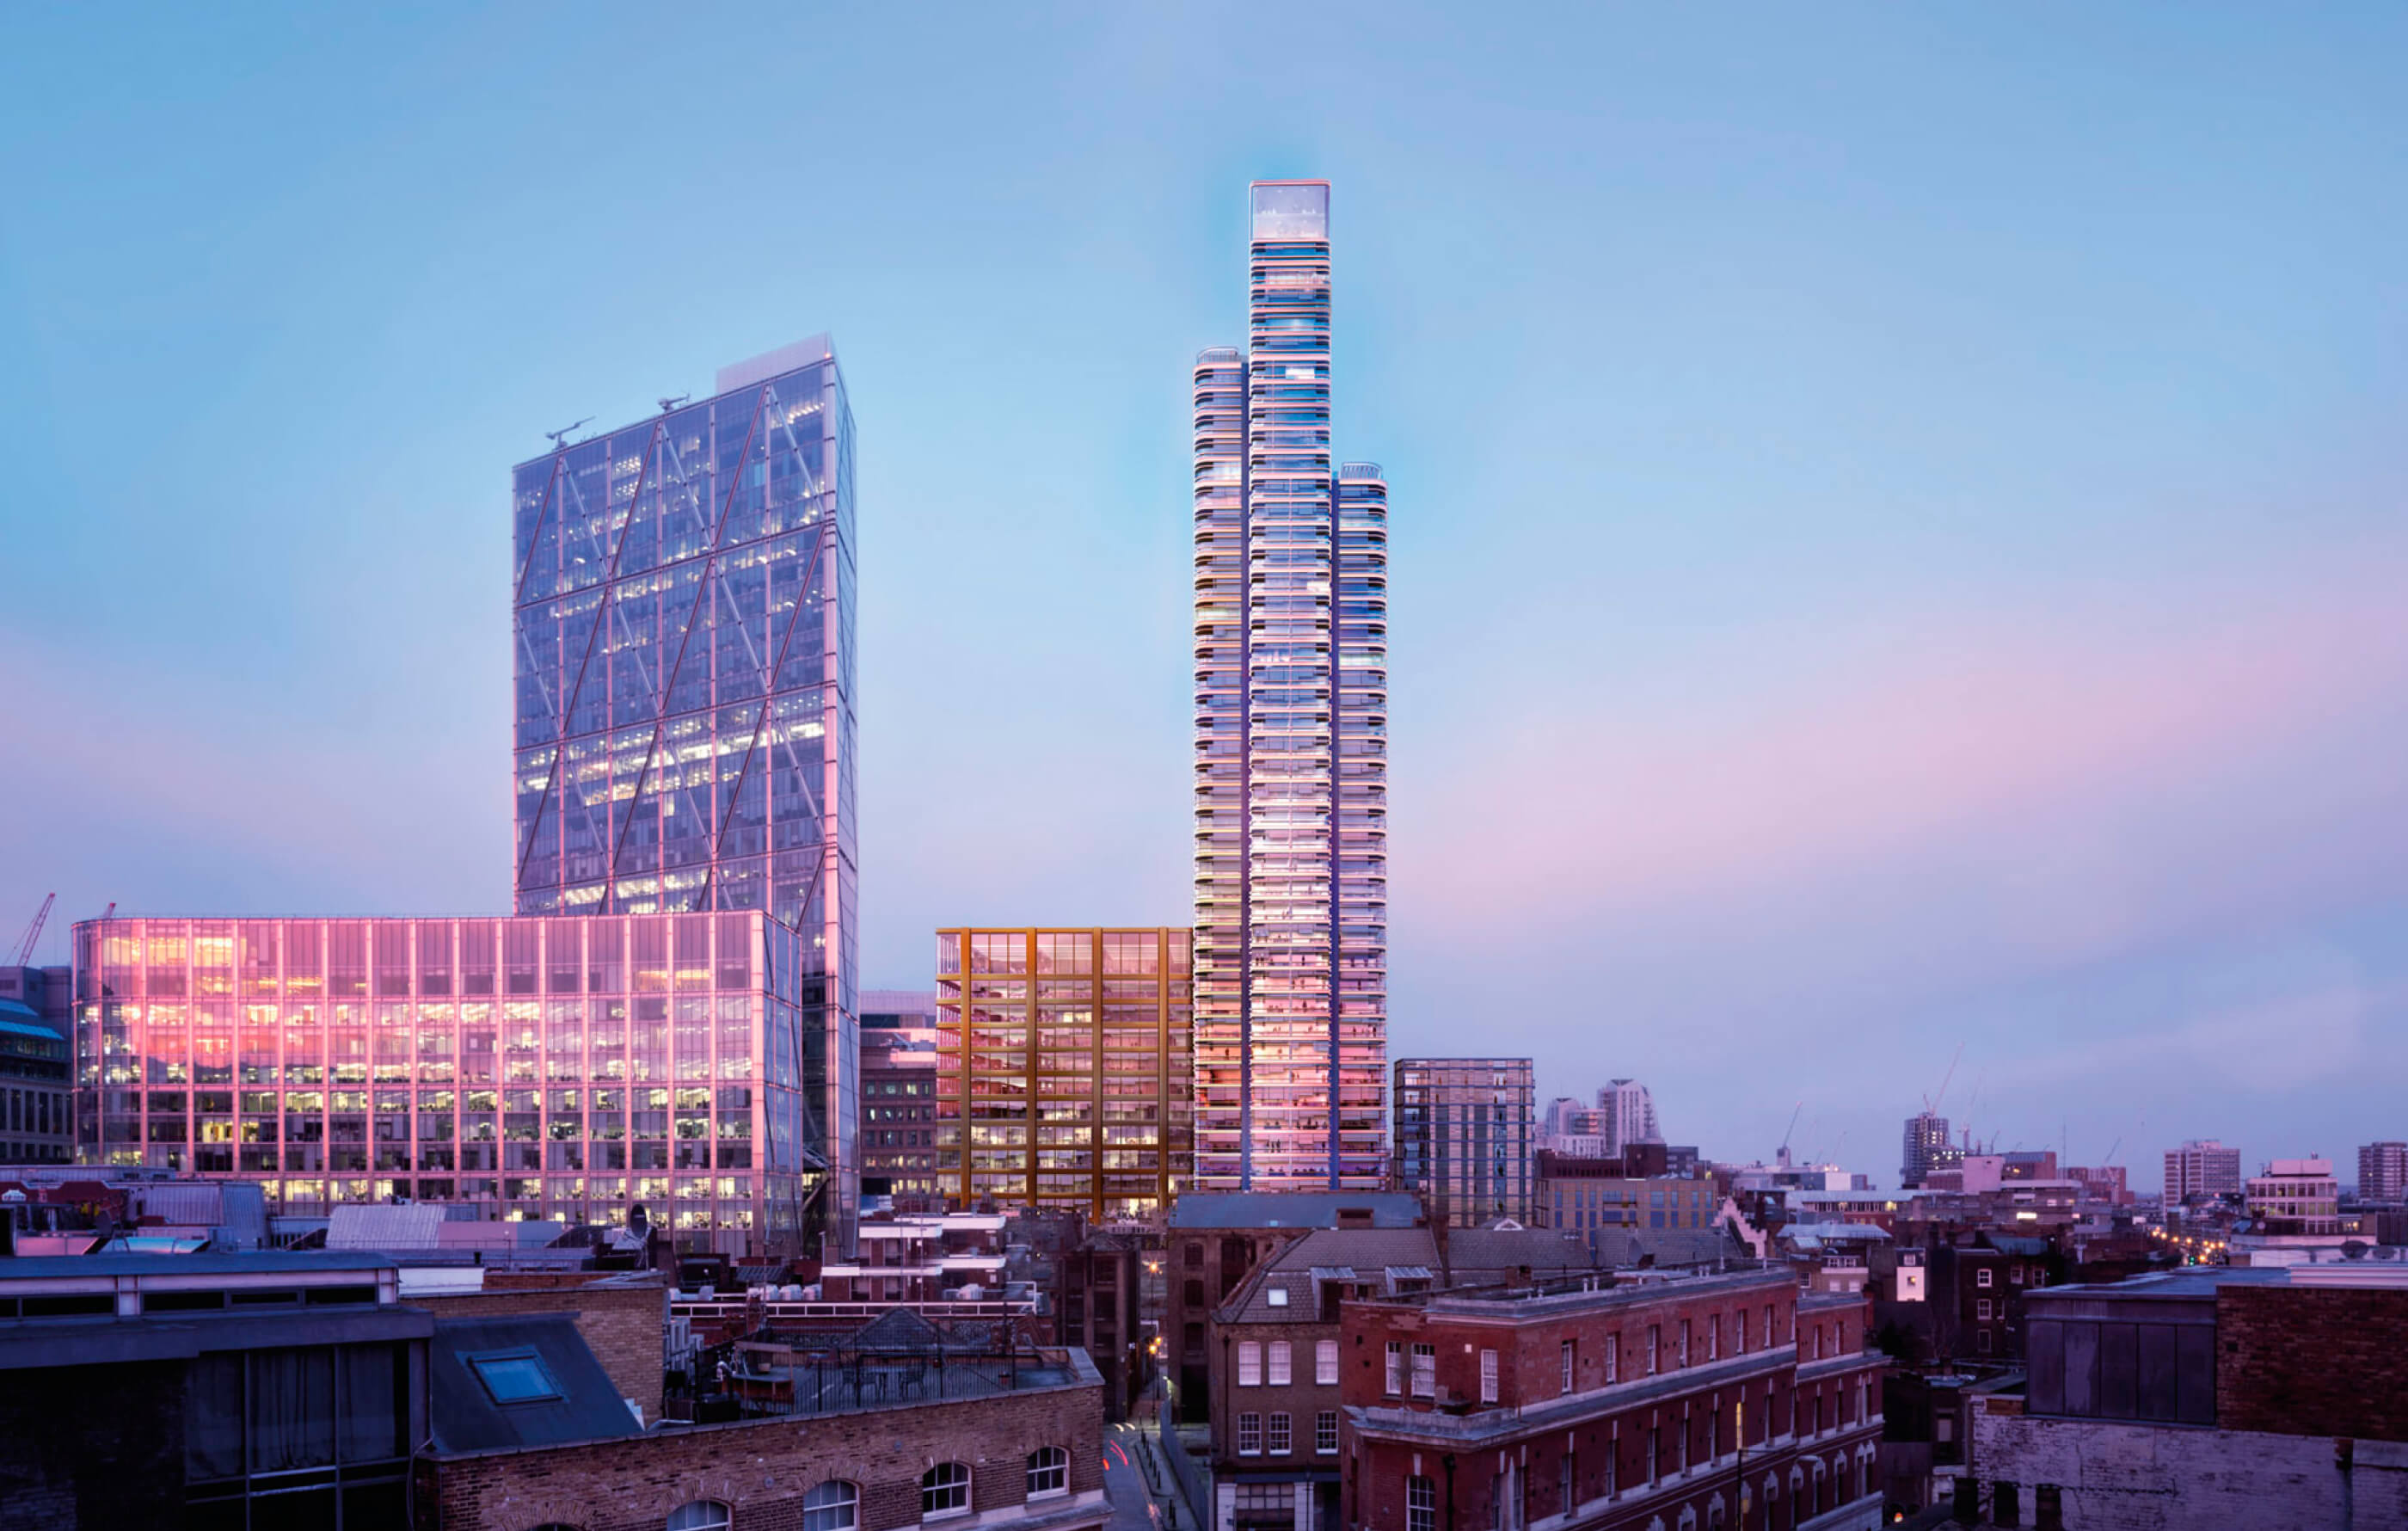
<box><xmin>1104</xmin><ymin>1420</ymin><xmax>1173</xmax><ymax>1531</ymax></box>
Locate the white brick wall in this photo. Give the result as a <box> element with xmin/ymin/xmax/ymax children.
<box><xmin>1972</xmin><ymin>1408</ymin><xmax>2408</xmax><ymax>1529</ymax></box>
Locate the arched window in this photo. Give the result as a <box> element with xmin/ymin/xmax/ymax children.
<box><xmin>668</xmin><ymin>1504</ymin><xmax>732</xmax><ymax>1531</ymax></box>
<box><xmin>1027</xmin><ymin>1446</ymin><xmax>1069</xmax><ymax>1498</ymax></box>
<box><xmin>923</xmin><ymin>1461</ymin><xmax>973</xmax><ymax>1519</ymax></box>
<box><xmin>806</xmin><ymin>1480</ymin><xmax>860</xmax><ymax>1531</ymax></box>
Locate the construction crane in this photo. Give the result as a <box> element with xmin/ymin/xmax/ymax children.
<box><xmin>12</xmin><ymin>894</ymin><xmax>54</xmax><ymax>966</ymax></box>
<box><xmin>1777</xmin><ymin>1101</ymin><xmax>1803</xmax><ymax>1164</ymax></box>
<box><xmin>1923</xmin><ymin>1040</ymin><xmax>1965</xmax><ymax>1116</ymax></box>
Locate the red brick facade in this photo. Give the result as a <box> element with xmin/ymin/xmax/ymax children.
<box><xmin>418</xmin><ymin>1359</ymin><xmax>1107</xmax><ymax>1531</ymax></box>
<box><xmin>1340</xmin><ymin>1274</ymin><xmax>1882</xmax><ymax>1531</ymax></box>
<box><xmin>2214</xmin><ymin>1282</ymin><xmax>2408</xmax><ymax>1441</ymax></box>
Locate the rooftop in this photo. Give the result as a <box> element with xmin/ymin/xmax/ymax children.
<box><xmin>427</xmin><ymin>1314</ymin><xmax>645</xmax><ymax>1453</ymax></box>
<box><xmin>1169</xmin><ymin>1191</ymin><xmax>1422</xmax><ymax>1230</ymax></box>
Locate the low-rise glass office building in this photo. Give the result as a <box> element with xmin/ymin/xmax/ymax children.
<box><xmin>71</xmin><ymin>913</ymin><xmax>852</xmax><ymax>1257</ymax></box>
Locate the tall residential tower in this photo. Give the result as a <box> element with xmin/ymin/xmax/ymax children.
<box><xmin>1192</xmin><ymin>181</ymin><xmax>1388</xmax><ymax>1190</ymax></box>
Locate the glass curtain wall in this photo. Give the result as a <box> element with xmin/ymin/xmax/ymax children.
<box><xmin>73</xmin><ymin>914</ymin><xmax>851</xmax><ymax>1257</ymax></box>
<box><xmin>1192</xmin><ymin>181</ymin><xmax>1387</xmax><ymax>1190</ymax></box>
<box><xmin>507</xmin><ymin>354</ymin><xmax>857</xmax><ymax>1226</ymax></box>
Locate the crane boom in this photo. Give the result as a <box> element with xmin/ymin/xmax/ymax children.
<box><xmin>1779</xmin><ymin>1101</ymin><xmax>1803</xmax><ymax>1154</ymax></box>
<box><xmin>1929</xmin><ymin>1040</ymin><xmax>1966</xmax><ymax>1115</ymax></box>
<box><xmin>12</xmin><ymin>893</ymin><xmax>54</xmax><ymax>966</ymax></box>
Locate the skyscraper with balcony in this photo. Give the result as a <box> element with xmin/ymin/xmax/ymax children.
<box><xmin>1192</xmin><ymin>181</ymin><xmax>1387</xmax><ymax>1191</ymax></box>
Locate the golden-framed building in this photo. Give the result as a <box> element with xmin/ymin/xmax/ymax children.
<box><xmin>932</xmin><ymin>928</ymin><xmax>1192</xmax><ymax>1220</ymax></box>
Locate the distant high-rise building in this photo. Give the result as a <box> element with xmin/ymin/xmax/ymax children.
<box><xmin>2245</xmin><ymin>1157</ymin><xmax>2339</xmax><ymax>1235</ymax></box>
<box><xmin>932</xmin><ymin>927</ymin><xmax>1192</xmax><ymax>1220</ymax></box>
<box><xmin>1191</xmin><ymin>181</ymin><xmax>1389</xmax><ymax>1191</ymax></box>
<box><xmin>2164</xmin><ymin>1139</ymin><xmax>2243</xmax><ymax>1203</ymax></box>
<box><xmin>1392</xmin><ymin>1058</ymin><xmax>1535</xmax><ymax>1227</ymax></box>
<box><xmin>1541</xmin><ymin>1096</ymin><xmax>1587</xmax><ymax>1141</ymax></box>
<box><xmin>1596</xmin><ymin>1079</ymin><xmax>1661</xmax><ymax>1155</ymax></box>
<box><xmin>2358</xmin><ymin>1141</ymin><xmax>2408</xmax><ymax>1203</ymax></box>
<box><xmin>1902</xmin><ymin>1111</ymin><xmax>1956</xmax><ymax>1189</ymax></box>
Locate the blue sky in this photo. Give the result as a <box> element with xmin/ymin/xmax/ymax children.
<box><xmin>3</xmin><ymin>6</ymin><xmax>2404</xmax><ymax>1189</ymax></box>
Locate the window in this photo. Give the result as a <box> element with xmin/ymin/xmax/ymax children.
<box><xmin>1977</xmin><ymin>1267</ymin><xmax>1994</xmax><ymax>1288</ymax></box>
<box><xmin>805</xmin><ymin>1481</ymin><xmax>859</xmax><ymax>1531</ymax></box>
<box><xmin>1238</xmin><ymin>1341</ymin><xmax>1262</xmax><ymax>1387</ymax></box>
<box><xmin>1238</xmin><ymin>1411</ymin><xmax>1262</xmax><ymax>1455</ymax></box>
<box><xmin>1812</xmin><ymin>1326</ymin><xmax>1823</xmax><ymax>1361</ymax></box>
<box><xmin>1646</xmin><ymin>1426</ymin><xmax>1658</xmax><ymax>1485</ymax></box>
<box><xmin>1764</xmin><ymin>1304</ymin><xmax>1774</xmax><ymax>1348</ymax></box>
<box><xmin>1646</xmin><ymin>1326</ymin><xmax>1659</xmax><ymax>1374</ymax></box>
<box><xmin>1559</xmin><ymin>1449</ymin><xmax>1575</xmax><ymax>1512</ymax></box>
<box><xmin>1268</xmin><ymin>1411</ymin><xmax>1293</xmax><ymax>1454</ymax></box>
<box><xmin>1385</xmin><ymin>1341</ymin><xmax>1403</xmax><ymax>1395</ymax></box>
<box><xmin>1267</xmin><ymin>1287</ymin><xmax>1289</xmax><ymax>1307</ymax></box>
<box><xmin>921</xmin><ymin>1463</ymin><xmax>971</xmax><ymax>1520</ymax></box>
<box><xmin>1708</xmin><ymin>1316</ymin><xmax>1719</xmax><ymax>1361</ymax></box>
<box><xmin>1561</xmin><ymin>1339</ymin><xmax>1576</xmax><ymax>1394</ymax></box>
<box><xmin>1410</xmin><ymin>1343</ymin><xmax>1436</xmax><ymax>1399</ymax></box>
<box><xmin>1605</xmin><ymin>1333</ymin><xmax>1619</xmax><ymax>1383</ymax></box>
<box><xmin>1316</xmin><ymin>1409</ymin><xmax>1339</xmax><ymax>1454</ymax></box>
<box><xmin>2009</xmin><ymin>1265</ymin><xmax>2024</xmax><ymax>1285</ymax></box>
<box><xmin>670</xmin><ymin>1503</ymin><xmax>733</xmax><ymax>1531</ymax></box>
<box><xmin>1268</xmin><ymin>1341</ymin><xmax>1292</xmax><ymax>1386</ymax></box>
<box><xmin>1478</xmin><ymin>1348</ymin><xmax>1499</xmax><ymax>1404</ymax></box>
<box><xmin>1027</xmin><ymin>1447</ymin><xmax>1068</xmax><ymax>1498</ymax></box>
<box><xmin>467</xmin><ymin>1350</ymin><xmax>562</xmax><ymax>1404</ymax></box>
<box><xmin>1317</xmin><ymin>1338</ymin><xmax>1340</xmax><ymax>1385</ymax></box>
<box><xmin>1407</xmin><ymin>1476</ymin><xmax>1437</xmax><ymax>1531</ymax></box>
<box><xmin>1735</xmin><ymin>1312</ymin><xmax>1747</xmax><ymax>1356</ymax></box>
<box><xmin>1977</xmin><ymin>1328</ymin><xmax>1994</xmax><ymax>1355</ymax></box>
<box><xmin>1977</xmin><ymin>1298</ymin><xmax>1993</xmax><ymax>1321</ymax></box>
<box><xmin>1679</xmin><ymin>1319</ymin><xmax>1691</xmax><ymax>1366</ymax></box>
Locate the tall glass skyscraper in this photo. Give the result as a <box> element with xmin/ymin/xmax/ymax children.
<box><xmin>508</xmin><ymin>339</ymin><xmax>857</xmax><ymax>1236</ymax></box>
<box><xmin>1192</xmin><ymin>181</ymin><xmax>1388</xmax><ymax>1190</ymax></box>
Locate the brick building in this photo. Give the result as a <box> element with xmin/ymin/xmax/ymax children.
<box><xmin>1967</xmin><ymin>1264</ymin><xmax>2408</xmax><ymax>1528</ymax></box>
<box><xmin>419</xmin><ymin>1337</ymin><xmax>1111</xmax><ymax>1531</ymax></box>
<box><xmin>1168</xmin><ymin>1192</ymin><xmax>1424</xmax><ymax>1422</ymax></box>
<box><xmin>1536</xmin><ymin>1147</ymin><xmax>1720</xmax><ymax>1238</ymax></box>
<box><xmin>0</xmin><ymin>1250</ymin><xmax>434</xmax><ymax>1529</ymax></box>
<box><xmin>412</xmin><ymin>1268</ymin><xmax>671</xmax><ymax>1422</ymax></box>
<box><xmin>1338</xmin><ymin>1269</ymin><xmax>1884</xmax><ymax>1531</ymax></box>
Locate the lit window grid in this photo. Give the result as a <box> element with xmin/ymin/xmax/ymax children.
<box><xmin>1391</xmin><ymin>1059</ymin><xmax>1535</xmax><ymax>1227</ymax></box>
<box><xmin>70</xmin><ymin>914</ymin><xmax>832</xmax><ymax>1257</ymax></box>
<box><xmin>932</xmin><ymin>929</ymin><xmax>1194</xmax><ymax>1220</ymax></box>
<box><xmin>508</xmin><ymin>360</ymin><xmax>857</xmax><ymax>985</ymax></box>
<box><xmin>1192</xmin><ymin>183</ymin><xmax>1386</xmax><ymax>1192</ymax></box>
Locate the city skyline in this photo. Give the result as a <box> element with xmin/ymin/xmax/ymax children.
<box><xmin>6</xmin><ymin>9</ymin><xmax>2407</xmax><ymax>1189</ymax></box>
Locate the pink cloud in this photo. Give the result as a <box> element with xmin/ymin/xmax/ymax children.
<box><xmin>1413</xmin><ymin>538</ymin><xmax>2408</xmax><ymax>931</ymax></box>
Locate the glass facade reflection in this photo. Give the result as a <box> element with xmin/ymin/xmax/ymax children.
<box><xmin>1193</xmin><ymin>181</ymin><xmax>1387</xmax><ymax>1190</ymax></box>
<box><xmin>1391</xmin><ymin>1058</ymin><xmax>1535</xmax><ymax>1228</ymax></box>
<box><xmin>932</xmin><ymin>928</ymin><xmax>1193</xmax><ymax>1219</ymax></box>
<box><xmin>71</xmin><ymin>913</ymin><xmax>854</xmax><ymax>1257</ymax></box>
<box><xmin>508</xmin><ymin>345</ymin><xmax>857</xmax><ymax>1196</ymax></box>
